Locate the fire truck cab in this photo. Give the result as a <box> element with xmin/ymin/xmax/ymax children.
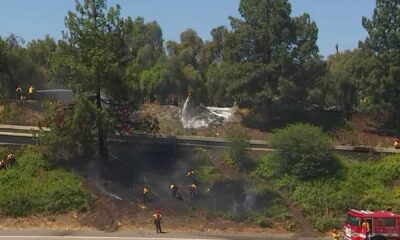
<box><xmin>343</xmin><ymin>209</ymin><xmax>400</xmax><ymax>240</ymax></box>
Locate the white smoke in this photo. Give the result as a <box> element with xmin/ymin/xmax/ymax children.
<box><xmin>181</xmin><ymin>97</ymin><xmax>236</xmax><ymax>129</ymax></box>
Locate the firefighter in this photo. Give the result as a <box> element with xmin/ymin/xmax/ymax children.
<box><xmin>27</xmin><ymin>84</ymin><xmax>35</xmax><ymax>100</ymax></box>
<box><xmin>170</xmin><ymin>183</ymin><xmax>178</xmax><ymax>200</ymax></box>
<box><xmin>395</xmin><ymin>138</ymin><xmax>400</xmax><ymax>149</ymax></box>
<box><xmin>332</xmin><ymin>228</ymin><xmax>341</xmax><ymax>240</ymax></box>
<box><xmin>153</xmin><ymin>209</ymin><xmax>162</xmax><ymax>233</ymax></box>
<box><xmin>187</xmin><ymin>169</ymin><xmax>195</xmax><ymax>177</ymax></box>
<box><xmin>0</xmin><ymin>159</ymin><xmax>5</xmax><ymax>170</ymax></box>
<box><xmin>361</xmin><ymin>219</ymin><xmax>371</xmax><ymax>240</ymax></box>
<box><xmin>6</xmin><ymin>152</ymin><xmax>15</xmax><ymax>168</ymax></box>
<box><xmin>188</xmin><ymin>183</ymin><xmax>197</xmax><ymax>200</ymax></box>
<box><xmin>0</xmin><ymin>152</ymin><xmax>15</xmax><ymax>170</ymax></box>
<box><xmin>142</xmin><ymin>185</ymin><xmax>151</xmax><ymax>203</ymax></box>
<box><xmin>16</xmin><ymin>85</ymin><xmax>23</xmax><ymax>100</ymax></box>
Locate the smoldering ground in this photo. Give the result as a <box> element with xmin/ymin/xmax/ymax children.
<box><xmin>76</xmin><ymin>141</ymin><xmax>281</xmax><ymax>221</ymax></box>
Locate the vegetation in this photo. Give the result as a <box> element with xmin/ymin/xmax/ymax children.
<box><xmin>1</xmin><ymin>0</ymin><xmax>399</xmax><ymax>146</ymax></box>
<box><xmin>192</xmin><ymin>148</ymin><xmax>221</xmax><ymax>185</ymax></box>
<box><xmin>361</xmin><ymin>0</ymin><xmax>400</xmax><ymax>129</ymax></box>
<box><xmin>1</xmin><ymin>0</ymin><xmax>400</xmax><ymax>232</ymax></box>
<box><xmin>223</xmin><ymin>125</ymin><xmax>250</xmax><ymax>169</ymax></box>
<box><xmin>256</xmin><ymin>123</ymin><xmax>339</xmax><ymax>180</ymax></box>
<box><xmin>253</xmin><ymin>124</ymin><xmax>400</xmax><ymax>232</ymax></box>
<box><xmin>0</xmin><ymin>147</ymin><xmax>91</xmax><ymax>217</ymax></box>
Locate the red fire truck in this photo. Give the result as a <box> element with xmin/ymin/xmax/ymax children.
<box><xmin>343</xmin><ymin>209</ymin><xmax>400</xmax><ymax>240</ymax></box>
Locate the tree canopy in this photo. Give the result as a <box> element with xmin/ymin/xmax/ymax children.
<box><xmin>361</xmin><ymin>0</ymin><xmax>400</xmax><ymax>128</ymax></box>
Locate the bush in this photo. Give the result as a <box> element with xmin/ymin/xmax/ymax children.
<box><xmin>252</xmin><ymin>154</ymin><xmax>276</xmax><ymax>179</ymax></box>
<box><xmin>0</xmin><ymin>103</ymin><xmax>22</xmax><ymax>124</ymax></box>
<box><xmin>291</xmin><ymin>180</ymin><xmax>347</xmax><ymax>217</ymax></box>
<box><xmin>313</xmin><ymin>216</ymin><xmax>342</xmax><ymax>233</ymax></box>
<box><xmin>247</xmin><ymin>212</ymin><xmax>272</xmax><ymax>228</ymax></box>
<box><xmin>0</xmin><ymin>148</ymin><xmax>91</xmax><ymax>216</ymax></box>
<box><xmin>288</xmin><ymin>154</ymin><xmax>400</xmax><ymax>232</ymax></box>
<box><xmin>223</xmin><ymin>125</ymin><xmax>250</xmax><ymax>169</ymax></box>
<box><xmin>269</xmin><ymin>123</ymin><xmax>340</xmax><ymax>180</ymax></box>
<box><xmin>16</xmin><ymin>149</ymin><xmax>50</xmax><ymax>177</ymax></box>
<box><xmin>192</xmin><ymin>148</ymin><xmax>221</xmax><ymax>185</ymax></box>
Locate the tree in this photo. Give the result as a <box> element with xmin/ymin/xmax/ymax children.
<box><xmin>26</xmin><ymin>36</ymin><xmax>58</xmax><ymax>87</ymax></box>
<box><xmin>54</xmin><ymin>0</ymin><xmax>127</xmax><ymax>159</ymax></box>
<box><xmin>311</xmin><ymin>49</ymin><xmax>375</xmax><ymax>113</ymax></box>
<box><xmin>0</xmin><ymin>34</ymin><xmax>54</xmax><ymax>98</ymax></box>
<box><xmin>210</xmin><ymin>0</ymin><xmax>323</xmax><ymax>119</ymax></box>
<box><xmin>164</xmin><ymin>29</ymin><xmax>206</xmax><ymax>103</ymax></box>
<box><xmin>362</xmin><ymin>0</ymin><xmax>400</xmax><ymax>128</ymax></box>
<box><xmin>123</xmin><ymin>17</ymin><xmax>166</xmax><ymax>102</ymax></box>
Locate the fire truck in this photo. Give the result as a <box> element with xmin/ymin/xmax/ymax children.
<box><xmin>343</xmin><ymin>209</ymin><xmax>400</xmax><ymax>240</ymax></box>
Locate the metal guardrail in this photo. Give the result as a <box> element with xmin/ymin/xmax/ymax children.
<box><xmin>0</xmin><ymin>124</ymin><xmax>399</xmax><ymax>154</ymax></box>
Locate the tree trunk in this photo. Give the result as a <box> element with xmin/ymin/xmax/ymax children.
<box><xmin>96</xmin><ymin>87</ymin><xmax>108</xmax><ymax>160</ymax></box>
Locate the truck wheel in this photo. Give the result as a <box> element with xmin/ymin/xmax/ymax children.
<box><xmin>372</xmin><ymin>236</ymin><xmax>386</xmax><ymax>240</ymax></box>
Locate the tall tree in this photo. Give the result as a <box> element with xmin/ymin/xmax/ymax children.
<box><xmin>0</xmin><ymin>35</ymin><xmax>26</xmax><ymax>97</ymax></box>
<box><xmin>210</xmin><ymin>0</ymin><xmax>323</xmax><ymax>119</ymax></box>
<box><xmin>165</xmin><ymin>29</ymin><xmax>205</xmax><ymax>102</ymax></box>
<box><xmin>362</xmin><ymin>0</ymin><xmax>400</xmax><ymax>128</ymax></box>
<box><xmin>0</xmin><ymin>34</ymin><xmax>53</xmax><ymax>97</ymax></box>
<box><xmin>54</xmin><ymin>0</ymin><xmax>127</xmax><ymax>159</ymax></box>
<box><xmin>123</xmin><ymin>17</ymin><xmax>166</xmax><ymax>102</ymax></box>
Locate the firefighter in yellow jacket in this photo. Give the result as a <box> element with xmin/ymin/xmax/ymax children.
<box><xmin>187</xmin><ymin>169</ymin><xmax>195</xmax><ymax>177</ymax></box>
<box><xmin>27</xmin><ymin>84</ymin><xmax>35</xmax><ymax>100</ymax></box>
<box><xmin>142</xmin><ymin>185</ymin><xmax>151</xmax><ymax>203</ymax></box>
<box><xmin>332</xmin><ymin>228</ymin><xmax>341</xmax><ymax>240</ymax></box>
<box><xmin>188</xmin><ymin>183</ymin><xmax>197</xmax><ymax>200</ymax></box>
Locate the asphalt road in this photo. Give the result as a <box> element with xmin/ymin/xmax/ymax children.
<box><xmin>0</xmin><ymin>230</ymin><xmax>331</xmax><ymax>240</ymax></box>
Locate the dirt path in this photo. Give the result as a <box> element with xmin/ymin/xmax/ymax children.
<box><xmin>278</xmin><ymin>188</ymin><xmax>319</xmax><ymax>238</ymax></box>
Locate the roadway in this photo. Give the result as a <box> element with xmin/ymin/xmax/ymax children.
<box><xmin>0</xmin><ymin>229</ymin><xmax>329</xmax><ymax>240</ymax></box>
<box><xmin>0</xmin><ymin>124</ymin><xmax>399</xmax><ymax>154</ymax></box>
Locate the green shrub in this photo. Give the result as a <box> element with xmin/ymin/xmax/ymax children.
<box><xmin>247</xmin><ymin>212</ymin><xmax>272</xmax><ymax>228</ymax></box>
<box><xmin>192</xmin><ymin>148</ymin><xmax>222</xmax><ymax>185</ymax></box>
<box><xmin>37</xmin><ymin>170</ymin><xmax>91</xmax><ymax>213</ymax></box>
<box><xmin>288</xmin><ymin>154</ymin><xmax>400</xmax><ymax>232</ymax></box>
<box><xmin>313</xmin><ymin>216</ymin><xmax>342</xmax><ymax>233</ymax></box>
<box><xmin>291</xmin><ymin>180</ymin><xmax>347</xmax><ymax>217</ymax></box>
<box><xmin>223</xmin><ymin>126</ymin><xmax>250</xmax><ymax>169</ymax></box>
<box><xmin>252</xmin><ymin>154</ymin><xmax>276</xmax><ymax>179</ymax></box>
<box><xmin>16</xmin><ymin>149</ymin><xmax>50</xmax><ymax>177</ymax></box>
<box><xmin>0</xmin><ymin>148</ymin><xmax>91</xmax><ymax>217</ymax></box>
<box><xmin>269</xmin><ymin>123</ymin><xmax>340</xmax><ymax>180</ymax></box>
<box><xmin>0</xmin><ymin>103</ymin><xmax>22</xmax><ymax>124</ymax></box>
